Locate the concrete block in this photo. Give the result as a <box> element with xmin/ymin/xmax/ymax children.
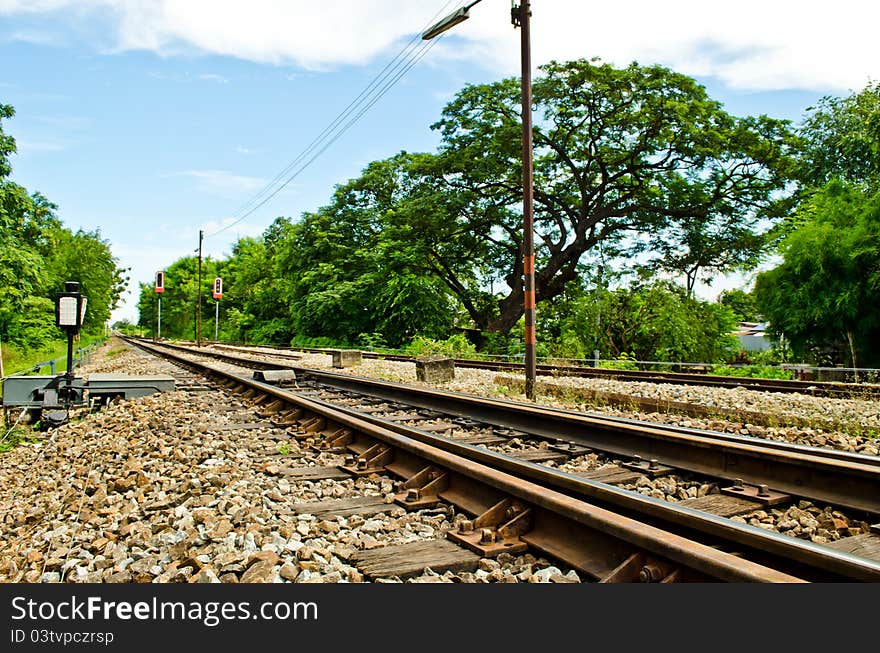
<box><xmin>415</xmin><ymin>356</ymin><xmax>455</xmax><ymax>383</ymax></box>
<box><xmin>817</xmin><ymin>367</ymin><xmax>850</xmax><ymax>382</ymax></box>
<box><xmin>331</xmin><ymin>349</ymin><xmax>362</xmax><ymax>368</ymax></box>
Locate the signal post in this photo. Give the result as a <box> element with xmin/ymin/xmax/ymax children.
<box><xmin>213</xmin><ymin>277</ymin><xmax>223</xmax><ymax>341</ymax></box>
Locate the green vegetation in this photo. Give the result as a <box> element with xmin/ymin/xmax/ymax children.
<box><xmin>0</xmin><ymin>426</ymin><xmax>40</xmax><ymax>454</ymax></box>
<box><xmin>755</xmin><ymin>180</ymin><xmax>880</xmax><ymax>369</ymax></box>
<box><xmin>1</xmin><ymin>333</ymin><xmax>104</xmax><ymax>377</ymax></box>
<box><xmin>553</xmin><ymin>280</ymin><xmax>739</xmax><ymax>365</ymax></box>
<box><xmin>708</xmin><ymin>365</ymin><xmax>793</xmax><ymax>380</ymax></box>
<box><xmin>111</xmin><ymin>320</ymin><xmax>144</xmax><ymax>337</ymax></box>
<box><xmin>751</xmin><ymin>83</ymin><xmax>880</xmax><ymax>370</ymax></box>
<box><xmin>718</xmin><ymin>289</ymin><xmax>761</xmax><ymax>323</ymax></box>
<box><xmin>0</xmin><ymin>103</ymin><xmax>127</xmax><ymax>358</ymax></box>
<box><xmin>109</xmin><ymin>64</ymin><xmax>874</xmax><ymax>372</ymax></box>
<box><xmin>599</xmin><ymin>353</ymin><xmax>640</xmax><ymax>371</ymax></box>
<box><xmin>403</xmin><ymin>334</ymin><xmax>477</xmax><ymax>358</ymax></box>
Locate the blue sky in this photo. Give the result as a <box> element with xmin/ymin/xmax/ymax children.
<box><xmin>1</xmin><ymin>1</ymin><xmax>878</xmax><ymax>323</ymax></box>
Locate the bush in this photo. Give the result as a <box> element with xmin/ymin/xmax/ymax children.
<box><xmin>357</xmin><ymin>332</ymin><xmax>388</xmax><ymax>350</ymax></box>
<box><xmin>289</xmin><ymin>335</ymin><xmax>350</xmax><ymax>349</ymax></box>
<box><xmin>709</xmin><ymin>364</ymin><xmax>792</xmax><ymax>379</ymax></box>
<box><xmin>404</xmin><ymin>334</ymin><xmax>477</xmax><ymax>358</ymax></box>
<box><xmin>599</xmin><ymin>352</ymin><xmax>640</xmax><ymax>370</ymax></box>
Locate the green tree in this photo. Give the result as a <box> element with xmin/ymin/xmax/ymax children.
<box><xmin>799</xmin><ymin>81</ymin><xmax>880</xmax><ymax>190</ymax></box>
<box><xmin>1</xmin><ymin>103</ymin><xmax>125</xmax><ymax>348</ymax></box>
<box><xmin>640</xmin><ymin>213</ymin><xmax>767</xmax><ymax>296</ymax></box>
<box><xmin>0</xmin><ymin>103</ymin><xmax>14</xmax><ymax>179</ymax></box>
<box><xmin>137</xmin><ymin>256</ymin><xmax>218</xmax><ymax>340</ymax></box>
<box><xmin>432</xmin><ymin>58</ymin><xmax>795</xmax><ymax>333</ymax></box>
<box><xmin>1</xmin><ymin>104</ymin><xmax>48</xmax><ymax>341</ymax></box>
<box><xmin>275</xmin><ymin>154</ymin><xmax>463</xmax><ymax>346</ymax></box>
<box><xmin>43</xmin><ymin>227</ymin><xmax>128</xmax><ymax>330</ymax></box>
<box><xmin>221</xmin><ymin>219</ymin><xmax>296</xmax><ymax>343</ymax></box>
<box><xmin>754</xmin><ymin>180</ymin><xmax>880</xmax><ymax>368</ymax></box>
<box><xmin>561</xmin><ymin>280</ymin><xmax>738</xmax><ymax>363</ymax></box>
<box><xmin>718</xmin><ymin>288</ymin><xmax>761</xmax><ymax>322</ymax></box>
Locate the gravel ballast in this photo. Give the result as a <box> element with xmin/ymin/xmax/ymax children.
<box><xmin>0</xmin><ymin>340</ymin><xmax>579</xmax><ymax>583</ymax></box>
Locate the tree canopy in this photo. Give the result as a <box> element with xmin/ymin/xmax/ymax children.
<box><xmin>751</xmin><ymin>82</ymin><xmax>880</xmax><ymax>368</ymax></box>
<box><xmin>0</xmin><ymin>102</ymin><xmax>127</xmax><ymax>350</ymax></box>
<box><xmin>560</xmin><ymin>280</ymin><xmax>738</xmax><ymax>363</ymax></box>
<box><xmin>430</xmin><ymin>58</ymin><xmax>795</xmax><ymax>330</ymax></box>
<box><xmin>799</xmin><ymin>81</ymin><xmax>880</xmax><ymax>191</ymax></box>
<box><xmin>754</xmin><ymin>180</ymin><xmax>880</xmax><ymax>368</ymax></box>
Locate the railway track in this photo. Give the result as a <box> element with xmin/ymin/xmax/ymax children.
<box><xmin>123</xmin><ymin>336</ymin><xmax>880</xmax><ymax>581</ymax></box>
<box><xmin>208</xmin><ymin>341</ymin><xmax>880</xmax><ymax>399</ymax></box>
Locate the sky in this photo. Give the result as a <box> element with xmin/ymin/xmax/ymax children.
<box><xmin>1</xmin><ymin>0</ymin><xmax>878</xmax><ymax>324</ymax></box>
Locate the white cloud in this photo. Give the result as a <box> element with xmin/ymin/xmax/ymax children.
<box><xmin>176</xmin><ymin>169</ymin><xmax>268</xmax><ymax>196</ymax></box>
<box><xmin>15</xmin><ymin>138</ymin><xmax>71</xmax><ymax>153</ymax></box>
<box><xmin>34</xmin><ymin>114</ymin><xmax>89</xmax><ymax>128</ymax></box>
<box><xmin>198</xmin><ymin>73</ymin><xmax>229</xmax><ymax>84</ymax></box>
<box><xmin>7</xmin><ymin>28</ymin><xmax>59</xmax><ymax>45</ymax></box>
<box><xmin>1</xmin><ymin>1</ymin><xmax>877</xmax><ymax>91</ymax></box>
<box><xmin>435</xmin><ymin>0</ymin><xmax>880</xmax><ymax>92</ymax></box>
<box><xmin>200</xmin><ymin>217</ymin><xmax>264</xmax><ymax>244</ymax></box>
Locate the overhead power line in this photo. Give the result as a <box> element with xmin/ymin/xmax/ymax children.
<box><xmin>206</xmin><ymin>0</ymin><xmax>465</xmax><ymax>239</ymax></box>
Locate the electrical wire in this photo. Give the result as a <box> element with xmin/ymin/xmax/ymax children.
<box><xmin>206</xmin><ymin>0</ymin><xmax>465</xmax><ymax>238</ymax></box>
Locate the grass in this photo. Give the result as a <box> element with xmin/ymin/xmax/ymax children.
<box><xmin>276</xmin><ymin>442</ymin><xmax>291</xmax><ymax>456</ymax></box>
<box><xmin>2</xmin><ymin>334</ymin><xmax>105</xmax><ymax>377</ymax></box>
<box><xmin>0</xmin><ymin>423</ymin><xmax>41</xmax><ymax>454</ymax></box>
<box><xmin>709</xmin><ymin>364</ymin><xmax>793</xmax><ymax>380</ymax></box>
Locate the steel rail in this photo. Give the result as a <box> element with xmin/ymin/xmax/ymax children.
<box><xmin>123</xmin><ymin>337</ymin><xmax>880</xmax><ymax>581</ymax></box>
<box><xmin>134</xmin><ymin>339</ymin><xmax>880</xmax><ymax>514</ymax></box>
<box><xmin>236</xmin><ymin>343</ymin><xmax>880</xmax><ymax>398</ymax></box>
<box><xmin>124</xmin><ymin>337</ymin><xmax>801</xmax><ymax>582</ymax></box>
<box><xmin>289</xmin><ymin>367</ymin><xmax>880</xmax><ymax>516</ymax></box>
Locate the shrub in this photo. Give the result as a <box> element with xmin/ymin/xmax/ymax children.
<box><xmin>709</xmin><ymin>364</ymin><xmax>792</xmax><ymax>379</ymax></box>
<box><xmin>599</xmin><ymin>352</ymin><xmax>640</xmax><ymax>370</ymax></box>
<box><xmin>404</xmin><ymin>334</ymin><xmax>476</xmax><ymax>358</ymax></box>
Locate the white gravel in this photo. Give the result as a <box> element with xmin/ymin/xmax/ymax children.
<box><xmin>247</xmin><ymin>348</ymin><xmax>879</xmax><ymax>456</ymax></box>
<box><xmin>0</xmin><ymin>339</ymin><xmax>579</xmax><ymax>583</ymax></box>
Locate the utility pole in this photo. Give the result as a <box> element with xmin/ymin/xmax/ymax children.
<box><xmin>197</xmin><ymin>229</ymin><xmax>203</xmax><ymax>347</ymax></box>
<box><xmin>595</xmin><ymin>264</ymin><xmax>603</xmax><ymax>368</ymax></box>
<box><xmin>513</xmin><ymin>1</ymin><xmax>536</xmax><ymax>400</ymax></box>
<box><xmin>420</xmin><ymin>0</ymin><xmax>535</xmax><ymax>398</ymax></box>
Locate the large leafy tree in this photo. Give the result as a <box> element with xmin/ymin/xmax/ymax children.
<box><xmin>43</xmin><ymin>227</ymin><xmax>129</xmax><ymax>330</ymax></box>
<box><xmin>220</xmin><ymin>218</ymin><xmax>297</xmax><ymax>343</ymax></box>
<box><xmin>754</xmin><ymin>180</ymin><xmax>880</xmax><ymax>368</ymax></box>
<box><xmin>1</xmin><ymin>104</ymin><xmax>48</xmax><ymax>339</ymax></box>
<box><xmin>561</xmin><ymin>279</ymin><xmax>738</xmax><ymax>363</ymax></box>
<box><xmin>718</xmin><ymin>288</ymin><xmax>761</xmax><ymax>322</ymax></box>
<box><xmin>276</xmin><ymin>153</ymin><xmax>464</xmax><ymax>346</ymax></box>
<box><xmin>799</xmin><ymin>82</ymin><xmax>880</xmax><ymax>190</ymax></box>
<box><xmin>432</xmin><ymin>58</ymin><xmax>795</xmax><ymax>332</ymax></box>
<box><xmin>1</xmin><ymin>103</ymin><xmax>125</xmax><ymax>348</ymax></box>
<box><xmin>137</xmin><ymin>256</ymin><xmax>219</xmax><ymax>340</ymax></box>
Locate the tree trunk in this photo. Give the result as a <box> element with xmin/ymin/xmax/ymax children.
<box><xmin>846</xmin><ymin>330</ymin><xmax>859</xmax><ymax>383</ymax></box>
<box><xmin>487</xmin><ymin>286</ymin><xmax>526</xmax><ymax>334</ymax></box>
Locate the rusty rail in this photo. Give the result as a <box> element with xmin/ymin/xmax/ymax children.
<box><xmin>122</xmin><ymin>337</ymin><xmax>880</xmax><ymax>581</ymax></box>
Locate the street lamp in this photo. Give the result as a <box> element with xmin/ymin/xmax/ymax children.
<box><xmin>422</xmin><ymin>0</ymin><xmax>537</xmax><ymax>400</ymax></box>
